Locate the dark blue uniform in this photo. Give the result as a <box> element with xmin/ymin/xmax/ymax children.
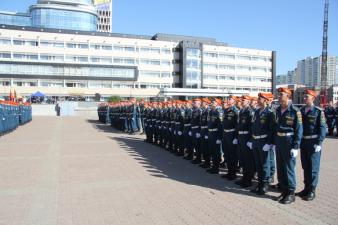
<box><xmin>200</xmin><ymin>107</ymin><xmax>211</xmax><ymax>167</ymax></box>
<box><xmin>251</xmin><ymin>106</ymin><xmax>275</xmax><ymax>193</ymax></box>
<box><xmin>207</xmin><ymin>106</ymin><xmax>223</xmax><ymax>173</ymax></box>
<box><xmin>324</xmin><ymin>106</ymin><xmax>335</xmax><ymax>135</ymax></box>
<box><xmin>222</xmin><ymin>105</ymin><xmax>239</xmax><ymax>179</ymax></box>
<box><xmin>175</xmin><ymin>107</ymin><xmax>185</xmax><ymax>156</ymax></box>
<box><xmin>275</xmin><ymin>104</ymin><xmax>303</xmax><ymax>196</ymax></box>
<box><xmin>236</xmin><ymin>106</ymin><xmax>254</xmax><ymax>186</ymax></box>
<box><xmin>183</xmin><ymin>107</ymin><xmax>193</xmax><ymax>159</ymax></box>
<box><xmin>300</xmin><ymin>105</ymin><xmax>326</xmax><ymax>193</ymax></box>
<box><xmin>191</xmin><ymin>106</ymin><xmax>203</xmax><ymax>163</ymax></box>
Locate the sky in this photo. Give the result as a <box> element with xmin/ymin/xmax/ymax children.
<box><xmin>1</xmin><ymin>0</ymin><xmax>337</xmax><ymax>75</ymax></box>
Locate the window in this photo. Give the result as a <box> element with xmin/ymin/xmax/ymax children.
<box><xmin>40</xmin><ymin>54</ymin><xmax>64</xmax><ymax>61</ymax></box>
<box><xmin>0</xmin><ymin>52</ymin><xmax>11</xmax><ymax>59</ymax></box>
<box><xmin>237</xmin><ymin>55</ymin><xmax>251</xmax><ymax>61</ymax></box>
<box><xmin>161</xmin><ymin>72</ymin><xmax>170</xmax><ymax>78</ymax></box>
<box><xmin>139</xmin><ymin>71</ymin><xmax>161</xmax><ymax>78</ymax></box>
<box><xmin>237</xmin><ymin>66</ymin><xmax>251</xmax><ymax>71</ymax></box>
<box><xmin>13</xmin><ymin>39</ymin><xmax>38</xmax><ymax>46</ymax></box>
<box><xmin>66</xmin><ymin>43</ymin><xmax>76</xmax><ymax>48</ymax></box>
<box><xmin>186</xmin><ymin>48</ymin><xmax>200</xmax><ymax>57</ymax></box>
<box><xmin>204</xmin><ymin>52</ymin><xmax>218</xmax><ymax>58</ymax></box>
<box><xmin>161</xmin><ymin>60</ymin><xmax>171</xmax><ymax>66</ymax></box>
<box><xmin>102</xmin><ymin>45</ymin><xmax>112</xmax><ymax>50</ymax></box>
<box><xmin>0</xmin><ymin>39</ymin><xmax>11</xmax><ymax>45</ymax></box>
<box><xmin>219</xmin><ymin>54</ymin><xmax>235</xmax><ymax>60</ymax></box>
<box><xmin>139</xmin><ymin>59</ymin><xmax>160</xmax><ymax>66</ymax></box>
<box><xmin>219</xmin><ymin>64</ymin><xmax>235</xmax><ymax>71</ymax></box>
<box><xmin>140</xmin><ymin>47</ymin><xmax>160</xmax><ymax>54</ymax></box>
<box><xmin>204</xmin><ymin>63</ymin><xmax>218</xmax><ymax>69</ymax></box>
<box><xmin>78</xmin><ymin>43</ymin><xmax>89</xmax><ymax>49</ymax></box>
<box><xmin>13</xmin><ymin>53</ymin><xmax>38</xmax><ymax>60</ymax></box>
<box><xmin>114</xmin><ymin>58</ymin><xmax>135</xmax><ymax>65</ymax></box>
<box><xmin>162</xmin><ymin>48</ymin><xmax>171</xmax><ymax>54</ymax></box>
<box><xmin>90</xmin><ymin>44</ymin><xmax>101</xmax><ymax>50</ymax></box>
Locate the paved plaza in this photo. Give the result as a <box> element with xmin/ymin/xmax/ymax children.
<box><xmin>0</xmin><ymin>116</ymin><xmax>338</xmax><ymax>225</ymax></box>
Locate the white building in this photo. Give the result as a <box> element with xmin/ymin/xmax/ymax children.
<box><xmin>0</xmin><ymin>26</ymin><xmax>275</xmax><ymax>100</ymax></box>
<box><xmin>93</xmin><ymin>0</ymin><xmax>112</xmax><ymax>32</ymax></box>
<box><xmin>296</xmin><ymin>56</ymin><xmax>337</xmax><ymax>87</ymax></box>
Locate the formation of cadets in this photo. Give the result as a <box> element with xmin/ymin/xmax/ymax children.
<box><xmin>98</xmin><ymin>87</ymin><xmax>338</xmax><ymax>204</ymax></box>
<box><xmin>0</xmin><ymin>100</ymin><xmax>32</xmax><ymax>136</ymax></box>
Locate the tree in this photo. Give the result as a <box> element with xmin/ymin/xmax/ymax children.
<box><xmin>107</xmin><ymin>96</ymin><xmax>121</xmax><ymax>102</ymax></box>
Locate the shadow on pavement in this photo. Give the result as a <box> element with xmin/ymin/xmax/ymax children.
<box><xmin>88</xmin><ymin>118</ymin><xmax>277</xmax><ymax>201</ymax></box>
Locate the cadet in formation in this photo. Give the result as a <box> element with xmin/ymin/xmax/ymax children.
<box><xmin>100</xmin><ymin>88</ymin><xmax>326</xmax><ymax>204</ymax></box>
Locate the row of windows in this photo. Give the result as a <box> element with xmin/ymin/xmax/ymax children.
<box><xmin>139</xmin><ymin>71</ymin><xmax>171</xmax><ymax>78</ymax></box>
<box><xmin>0</xmin><ymin>63</ymin><xmax>135</xmax><ymax>79</ymax></box>
<box><xmin>0</xmin><ymin>52</ymin><xmax>172</xmax><ymax>66</ymax></box>
<box><xmin>0</xmin><ymin>38</ymin><xmax>172</xmax><ymax>54</ymax></box>
<box><xmin>203</xmin><ymin>63</ymin><xmax>271</xmax><ymax>72</ymax></box>
<box><xmin>203</xmin><ymin>85</ymin><xmax>272</xmax><ymax>92</ymax></box>
<box><xmin>204</xmin><ymin>52</ymin><xmax>271</xmax><ymax>62</ymax></box>
<box><xmin>203</xmin><ymin>74</ymin><xmax>271</xmax><ymax>82</ymax></box>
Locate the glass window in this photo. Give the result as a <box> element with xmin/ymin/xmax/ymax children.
<box><xmin>140</xmin><ymin>47</ymin><xmax>160</xmax><ymax>54</ymax></box>
<box><xmin>0</xmin><ymin>39</ymin><xmax>11</xmax><ymax>45</ymax></box>
<box><xmin>139</xmin><ymin>59</ymin><xmax>160</xmax><ymax>65</ymax></box>
<box><xmin>161</xmin><ymin>60</ymin><xmax>171</xmax><ymax>66</ymax></box>
<box><xmin>0</xmin><ymin>52</ymin><xmax>11</xmax><ymax>59</ymax></box>
<box><xmin>162</xmin><ymin>49</ymin><xmax>171</xmax><ymax>54</ymax></box>
<box><xmin>66</xmin><ymin>43</ymin><xmax>76</xmax><ymax>48</ymax></box>
<box><xmin>161</xmin><ymin>72</ymin><xmax>170</xmax><ymax>78</ymax></box>
<box><xmin>102</xmin><ymin>45</ymin><xmax>112</xmax><ymax>50</ymax></box>
<box><xmin>219</xmin><ymin>64</ymin><xmax>235</xmax><ymax>71</ymax></box>
<box><xmin>90</xmin><ymin>44</ymin><xmax>101</xmax><ymax>50</ymax></box>
<box><xmin>219</xmin><ymin>54</ymin><xmax>235</xmax><ymax>60</ymax></box>
<box><xmin>78</xmin><ymin>56</ymin><xmax>88</xmax><ymax>62</ymax></box>
<box><xmin>78</xmin><ymin>43</ymin><xmax>89</xmax><ymax>49</ymax></box>
<box><xmin>204</xmin><ymin>52</ymin><xmax>218</xmax><ymax>58</ymax></box>
<box><xmin>237</xmin><ymin>55</ymin><xmax>251</xmax><ymax>61</ymax></box>
<box><xmin>187</xmin><ymin>48</ymin><xmax>200</xmax><ymax>57</ymax></box>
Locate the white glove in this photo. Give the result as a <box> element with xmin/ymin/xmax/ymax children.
<box><xmin>271</xmin><ymin>145</ymin><xmax>276</xmax><ymax>151</ymax></box>
<box><xmin>188</xmin><ymin>131</ymin><xmax>192</xmax><ymax>136</ymax></box>
<box><xmin>178</xmin><ymin>131</ymin><xmax>182</xmax><ymax>136</ymax></box>
<box><xmin>232</xmin><ymin>139</ymin><xmax>238</xmax><ymax>145</ymax></box>
<box><xmin>205</xmin><ymin>135</ymin><xmax>208</xmax><ymax>139</ymax></box>
<box><xmin>314</xmin><ymin>145</ymin><xmax>321</xmax><ymax>152</ymax></box>
<box><xmin>216</xmin><ymin>139</ymin><xmax>222</xmax><ymax>144</ymax></box>
<box><xmin>290</xmin><ymin>149</ymin><xmax>299</xmax><ymax>158</ymax></box>
<box><xmin>196</xmin><ymin>133</ymin><xmax>201</xmax><ymax>138</ymax></box>
<box><xmin>246</xmin><ymin>142</ymin><xmax>252</xmax><ymax>150</ymax></box>
<box><xmin>174</xmin><ymin>131</ymin><xmax>176</xmax><ymax>135</ymax></box>
<box><xmin>263</xmin><ymin>144</ymin><xmax>271</xmax><ymax>152</ymax></box>
<box><xmin>169</xmin><ymin>128</ymin><xmax>172</xmax><ymax>131</ymax></box>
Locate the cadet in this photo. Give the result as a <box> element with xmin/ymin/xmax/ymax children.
<box><xmin>175</xmin><ymin>101</ymin><xmax>185</xmax><ymax>156</ymax></box>
<box><xmin>296</xmin><ymin>89</ymin><xmax>326</xmax><ymax>201</ymax></box>
<box><xmin>222</xmin><ymin>95</ymin><xmax>239</xmax><ymax>180</ymax></box>
<box><xmin>206</xmin><ymin>98</ymin><xmax>223</xmax><ymax>174</ymax></box>
<box><xmin>235</xmin><ymin>95</ymin><xmax>254</xmax><ymax>187</ymax></box>
<box><xmin>324</xmin><ymin>101</ymin><xmax>335</xmax><ymax>136</ymax></box>
<box><xmin>183</xmin><ymin>101</ymin><xmax>194</xmax><ymax>160</ymax></box>
<box><xmin>274</xmin><ymin>87</ymin><xmax>303</xmax><ymax>204</ymax></box>
<box><xmin>168</xmin><ymin>101</ymin><xmax>177</xmax><ymax>153</ymax></box>
<box><xmin>199</xmin><ymin>98</ymin><xmax>211</xmax><ymax>168</ymax></box>
<box><xmin>191</xmin><ymin>98</ymin><xmax>203</xmax><ymax>164</ymax></box>
<box><xmin>335</xmin><ymin>102</ymin><xmax>338</xmax><ymax>136</ymax></box>
<box><xmin>249</xmin><ymin>92</ymin><xmax>275</xmax><ymax>195</ymax></box>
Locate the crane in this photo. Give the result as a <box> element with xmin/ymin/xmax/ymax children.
<box><xmin>320</xmin><ymin>0</ymin><xmax>329</xmax><ymax>106</ymax></box>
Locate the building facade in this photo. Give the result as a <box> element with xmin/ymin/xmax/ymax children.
<box><xmin>296</xmin><ymin>56</ymin><xmax>337</xmax><ymax>87</ymax></box>
<box><xmin>0</xmin><ymin>0</ymin><xmax>97</xmax><ymax>32</ymax></box>
<box><xmin>0</xmin><ymin>25</ymin><xmax>275</xmax><ymax>100</ymax></box>
<box><xmin>93</xmin><ymin>0</ymin><xmax>112</xmax><ymax>32</ymax></box>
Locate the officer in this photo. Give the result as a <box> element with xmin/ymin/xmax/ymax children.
<box><xmin>206</xmin><ymin>98</ymin><xmax>223</xmax><ymax>174</ymax></box>
<box><xmin>168</xmin><ymin>101</ymin><xmax>177</xmax><ymax>153</ymax></box>
<box><xmin>266</xmin><ymin>93</ymin><xmax>277</xmax><ymax>185</ymax></box>
<box><xmin>296</xmin><ymin>89</ymin><xmax>326</xmax><ymax>201</ymax></box>
<box><xmin>324</xmin><ymin>101</ymin><xmax>335</xmax><ymax>136</ymax></box>
<box><xmin>250</xmin><ymin>97</ymin><xmax>258</xmax><ymax>110</ymax></box>
<box><xmin>249</xmin><ymin>92</ymin><xmax>275</xmax><ymax>195</ymax></box>
<box><xmin>235</xmin><ymin>95</ymin><xmax>254</xmax><ymax>188</ymax></box>
<box><xmin>222</xmin><ymin>95</ymin><xmax>239</xmax><ymax>180</ymax></box>
<box><xmin>191</xmin><ymin>98</ymin><xmax>203</xmax><ymax>164</ymax></box>
<box><xmin>175</xmin><ymin>101</ymin><xmax>185</xmax><ymax>156</ymax></box>
<box><xmin>199</xmin><ymin>98</ymin><xmax>211</xmax><ymax>168</ymax></box>
<box><xmin>335</xmin><ymin>101</ymin><xmax>338</xmax><ymax>136</ymax></box>
<box><xmin>183</xmin><ymin>100</ymin><xmax>194</xmax><ymax>160</ymax></box>
<box><xmin>274</xmin><ymin>87</ymin><xmax>303</xmax><ymax>204</ymax></box>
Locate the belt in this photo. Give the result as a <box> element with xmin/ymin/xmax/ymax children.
<box><xmin>175</xmin><ymin>122</ymin><xmax>181</xmax><ymax>125</ymax></box>
<box><xmin>191</xmin><ymin>126</ymin><xmax>199</xmax><ymax>129</ymax></box>
<box><xmin>238</xmin><ymin>131</ymin><xmax>249</xmax><ymax>135</ymax></box>
<box><xmin>184</xmin><ymin>124</ymin><xmax>191</xmax><ymax>127</ymax></box>
<box><xmin>277</xmin><ymin>132</ymin><xmax>294</xmax><ymax>137</ymax></box>
<box><xmin>303</xmin><ymin>135</ymin><xmax>318</xmax><ymax>139</ymax></box>
<box><xmin>252</xmin><ymin>134</ymin><xmax>268</xmax><ymax>139</ymax></box>
<box><xmin>152</xmin><ymin>119</ymin><xmax>156</xmax><ymax>121</ymax></box>
<box><xmin>224</xmin><ymin>128</ymin><xmax>235</xmax><ymax>133</ymax></box>
<box><xmin>209</xmin><ymin>128</ymin><xmax>218</xmax><ymax>132</ymax></box>
<box><xmin>201</xmin><ymin>126</ymin><xmax>208</xmax><ymax>129</ymax></box>
<box><xmin>171</xmin><ymin>121</ymin><xmax>176</xmax><ymax>124</ymax></box>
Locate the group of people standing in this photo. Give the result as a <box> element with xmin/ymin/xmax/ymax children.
<box><xmin>99</xmin><ymin>87</ymin><xmax>332</xmax><ymax>205</ymax></box>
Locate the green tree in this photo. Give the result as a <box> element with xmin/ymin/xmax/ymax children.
<box><xmin>107</xmin><ymin>96</ymin><xmax>121</xmax><ymax>102</ymax></box>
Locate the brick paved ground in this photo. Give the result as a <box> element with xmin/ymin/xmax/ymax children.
<box><xmin>0</xmin><ymin>116</ymin><xmax>338</xmax><ymax>225</ymax></box>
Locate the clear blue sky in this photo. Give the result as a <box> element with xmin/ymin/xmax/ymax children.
<box><xmin>1</xmin><ymin>0</ymin><xmax>338</xmax><ymax>75</ymax></box>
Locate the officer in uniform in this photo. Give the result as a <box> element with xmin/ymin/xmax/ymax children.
<box><xmin>175</xmin><ymin>101</ymin><xmax>185</xmax><ymax>156</ymax></box>
<box><xmin>168</xmin><ymin>101</ymin><xmax>177</xmax><ymax>153</ymax></box>
<box><xmin>335</xmin><ymin>101</ymin><xmax>338</xmax><ymax>136</ymax></box>
<box><xmin>199</xmin><ymin>98</ymin><xmax>211</xmax><ymax>168</ymax></box>
<box><xmin>191</xmin><ymin>98</ymin><xmax>203</xmax><ymax>164</ymax></box>
<box><xmin>296</xmin><ymin>89</ymin><xmax>326</xmax><ymax>201</ymax></box>
<box><xmin>206</xmin><ymin>98</ymin><xmax>223</xmax><ymax>174</ymax></box>
<box><xmin>324</xmin><ymin>101</ymin><xmax>335</xmax><ymax>136</ymax></box>
<box><xmin>249</xmin><ymin>92</ymin><xmax>275</xmax><ymax>195</ymax></box>
<box><xmin>183</xmin><ymin>101</ymin><xmax>194</xmax><ymax>160</ymax></box>
<box><xmin>235</xmin><ymin>95</ymin><xmax>254</xmax><ymax>188</ymax></box>
<box><xmin>274</xmin><ymin>87</ymin><xmax>303</xmax><ymax>204</ymax></box>
<box><xmin>222</xmin><ymin>95</ymin><xmax>239</xmax><ymax>180</ymax></box>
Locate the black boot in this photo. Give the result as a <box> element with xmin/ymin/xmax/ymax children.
<box><xmin>296</xmin><ymin>188</ymin><xmax>309</xmax><ymax>198</ymax></box>
<box><xmin>279</xmin><ymin>190</ymin><xmax>295</xmax><ymax>204</ymax></box>
<box><xmin>274</xmin><ymin>191</ymin><xmax>286</xmax><ymax>201</ymax></box>
<box><xmin>256</xmin><ymin>182</ymin><xmax>269</xmax><ymax>195</ymax></box>
<box><xmin>303</xmin><ymin>187</ymin><xmax>316</xmax><ymax>201</ymax></box>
